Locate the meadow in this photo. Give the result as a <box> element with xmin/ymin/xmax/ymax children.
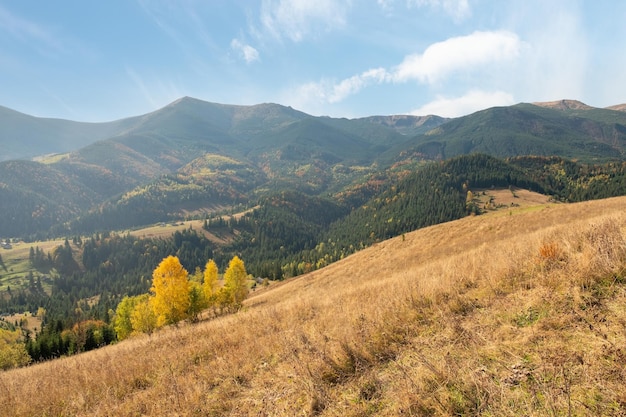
<box><xmin>1</xmin><ymin>195</ymin><xmax>625</xmax><ymax>416</ymax></box>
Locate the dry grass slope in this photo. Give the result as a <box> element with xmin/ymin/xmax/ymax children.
<box><xmin>1</xmin><ymin>196</ymin><xmax>626</xmax><ymax>416</ymax></box>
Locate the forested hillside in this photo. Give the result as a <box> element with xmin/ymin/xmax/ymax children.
<box><xmin>201</xmin><ymin>154</ymin><xmax>625</xmax><ymax>278</ymax></box>
<box><xmin>397</xmin><ymin>103</ymin><xmax>626</xmax><ymax>161</ymax></box>
<box><xmin>2</xmin><ymin>97</ymin><xmax>626</xmax><ymax>239</ymax></box>
<box><xmin>2</xmin><ymin>96</ymin><xmax>626</xmax><ymax>369</ymax></box>
<box><xmin>1</xmin><ymin>152</ymin><xmax>626</xmax><ymax>366</ymax></box>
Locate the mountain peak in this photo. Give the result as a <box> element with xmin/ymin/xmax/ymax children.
<box><xmin>165</xmin><ymin>96</ymin><xmax>211</xmax><ymax>108</ymax></box>
<box><xmin>532</xmin><ymin>99</ymin><xmax>594</xmax><ymax>111</ymax></box>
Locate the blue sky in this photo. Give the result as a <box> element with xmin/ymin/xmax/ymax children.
<box><xmin>1</xmin><ymin>0</ymin><xmax>625</xmax><ymax>121</ymax></box>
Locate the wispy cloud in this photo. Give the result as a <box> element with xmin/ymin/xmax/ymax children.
<box><xmin>230</xmin><ymin>39</ymin><xmax>260</xmax><ymax>64</ymax></box>
<box><xmin>291</xmin><ymin>30</ymin><xmax>523</xmax><ymax>109</ymax></box>
<box><xmin>39</xmin><ymin>85</ymin><xmax>78</xmax><ymax>119</ymax></box>
<box><xmin>328</xmin><ymin>68</ymin><xmax>388</xmax><ymax>103</ymax></box>
<box><xmin>0</xmin><ymin>4</ymin><xmax>67</xmax><ymax>56</ymax></box>
<box><xmin>410</xmin><ymin>90</ymin><xmax>515</xmax><ymax>117</ymax></box>
<box><xmin>258</xmin><ymin>0</ymin><xmax>350</xmax><ymax>42</ymax></box>
<box><xmin>126</xmin><ymin>67</ymin><xmax>184</xmax><ymax>110</ymax></box>
<box><xmin>514</xmin><ymin>4</ymin><xmax>587</xmax><ymax>104</ymax></box>
<box><xmin>377</xmin><ymin>0</ymin><xmax>470</xmax><ymax>21</ymax></box>
<box><xmin>126</xmin><ymin>67</ymin><xmax>157</xmax><ymax>109</ymax></box>
<box><xmin>408</xmin><ymin>0</ymin><xmax>471</xmax><ymax>22</ymax></box>
<box><xmin>137</xmin><ymin>0</ymin><xmax>222</xmax><ymax>60</ymax></box>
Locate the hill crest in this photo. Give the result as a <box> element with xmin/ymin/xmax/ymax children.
<box><xmin>606</xmin><ymin>103</ymin><xmax>626</xmax><ymax>112</ymax></box>
<box><xmin>531</xmin><ymin>99</ymin><xmax>594</xmax><ymax>110</ymax></box>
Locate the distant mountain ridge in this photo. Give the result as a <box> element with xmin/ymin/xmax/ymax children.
<box><xmin>1</xmin><ymin>96</ymin><xmax>626</xmax><ymax>237</ymax></box>
<box><xmin>0</xmin><ymin>97</ymin><xmax>433</xmax><ymax>162</ymax></box>
<box><xmin>0</xmin><ymin>105</ymin><xmax>142</xmax><ymax>161</ymax></box>
<box><xmin>2</xmin><ymin>96</ymin><xmax>624</xmax><ymax>161</ymax></box>
<box><xmin>532</xmin><ymin>99</ymin><xmax>594</xmax><ymax>110</ymax></box>
<box><xmin>398</xmin><ymin>101</ymin><xmax>626</xmax><ymax>161</ymax></box>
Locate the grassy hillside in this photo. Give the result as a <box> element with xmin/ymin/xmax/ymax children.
<box><xmin>2</xmin><ymin>196</ymin><xmax>625</xmax><ymax>416</ymax></box>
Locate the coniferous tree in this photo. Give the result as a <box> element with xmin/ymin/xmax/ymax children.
<box><xmin>186</xmin><ymin>282</ymin><xmax>208</xmax><ymax>323</ymax></box>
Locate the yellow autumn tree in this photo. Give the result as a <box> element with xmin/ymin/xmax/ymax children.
<box><xmin>130</xmin><ymin>294</ymin><xmax>157</xmax><ymax>335</ymax></box>
<box><xmin>221</xmin><ymin>256</ymin><xmax>249</xmax><ymax>310</ymax></box>
<box><xmin>203</xmin><ymin>259</ymin><xmax>219</xmax><ymax>302</ymax></box>
<box><xmin>114</xmin><ymin>295</ymin><xmax>139</xmax><ymax>340</ymax></box>
<box><xmin>0</xmin><ymin>328</ymin><xmax>31</xmax><ymax>370</ymax></box>
<box><xmin>150</xmin><ymin>255</ymin><xmax>190</xmax><ymax>327</ymax></box>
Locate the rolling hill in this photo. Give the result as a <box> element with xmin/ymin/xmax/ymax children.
<box><xmin>2</xmin><ymin>195</ymin><xmax>625</xmax><ymax>416</ymax></box>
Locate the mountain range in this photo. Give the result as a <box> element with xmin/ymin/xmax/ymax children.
<box><xmin>1</xmin><ymin>97</ymin><xmax>626</xmax><ymax>237</ymax></box>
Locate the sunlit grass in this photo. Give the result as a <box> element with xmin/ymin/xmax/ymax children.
<box><xmin>1</xmin><ymin>196</ymin><xmax>625</xmax><ymax>416</ymax></box>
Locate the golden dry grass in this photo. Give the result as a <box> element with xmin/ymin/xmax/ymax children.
<box><xmin>1</xmin><ymin>196</ymin><xmax>626</xmax><ymax>416</ymax></box>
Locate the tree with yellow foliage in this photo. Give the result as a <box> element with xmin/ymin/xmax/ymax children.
<box><xmin>114</xmin><ymin>295</ymin><xmax>139</xmax><ymax>340</ymax></box>
<box><xmin>130</xmin><ymin>294</ymin><xmax>157</xmax><ymax>335</ymax></box>
<box><xmin>222</xmin><ymin>256</ymin><xmax>249</xmax><ymax>310</ymax></box>
<box><xmin>203</xmin><ymin>259</ymin><xmax>219</xmax><ymax>301</ymax></box>
<box><xmin>151</xmin><ymin>255</ymin><xmax>190</xmax><ymax>327</ymax></box>
<box><xmin>0</xmin><ymin>328</ymin><xmax>31</xmax><ymax>370</ymax></box>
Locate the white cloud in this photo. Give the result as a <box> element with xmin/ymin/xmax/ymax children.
<box><xmin>410</xmin><ymin>90</ymin><xmax>515</xmax><ymax>117</ymax></box>
<box><xmin>259</xmin><ymin>0</ymin><xmax>350</xmax><ymax>42</ymax></box>
<box><xmin>230</xmin><ymin>39</ymin><xmax>260</xmax><ymax>64</ymax></box>
<box><xmin>290</xmin><ymin>30</ymin><xmax>524</xmax><ymax>110</ymax></box>
<box><xmin>285</xmin><ymin>69</ymin><xmax>389</xmax><ymax>111</ymax></box>
<box><xmin>408</xmin><ymin>0</ymin><xmax>471</xmax><ymax>22</ymax></box>
<box><xmin>328</xmin><ymin>68</ymin><xmax>389</xmax><ymax>103</ymax></box>
<box><xmin>392</xmin><ymin>30</ymin><xmax>523</xmax><ymax>84</ymax></box>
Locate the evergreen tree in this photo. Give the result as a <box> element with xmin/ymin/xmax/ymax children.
<box><xmin>187</xmin><ymin>282</ymin><xmax>208</xmax><ymax>323</ymax></box>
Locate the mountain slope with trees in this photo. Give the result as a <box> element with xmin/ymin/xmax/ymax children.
<box><xmin>1</xmin><ymin>98</ymin><xmax>626</xmax><ymax>370</ymax></box>
<box><xmin>2</xmin><ymin>195</ymin><xmax>625</xmax><ymax>415</ymax></box>
<box><xmin>395</xmin><ymin>103</ymin><xmax>626</xmax><ymax>162</ymax></box>
<box><xmin>2</xmin><ymin>97</ymin><xmax>626</xmax><ymax>238</ymax></box>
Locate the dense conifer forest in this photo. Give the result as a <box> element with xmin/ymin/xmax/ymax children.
<box><xmin>1</xmin><ymin>153</ymin><xmax>626</xmax><ymax>365</ymax></box>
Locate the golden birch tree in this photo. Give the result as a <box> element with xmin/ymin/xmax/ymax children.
<box><xmin>203</xmin><ymin>259</ymin><xmax>219</xmax><ymax>302</ymax></box>
<box><xmin>130</xmin><ymin>294</ymin><xmax>157</xmax><ymax>335</ymax></box>
<box><xmin>222</xmin><ymin>256</ymin><xmax>249</xmax><ymax>309</ymax></box>
<box><xmin>114</xmin><ymin>295</ymin><xmax>138</xmax><ymax>340</ymax></box>
<box><xmin>0</xmin><ymin>328</ymin><xmax>31</xmax><ymax>370</ymax></box>
<box><xmin>151</xmin><ymin>255</ymin><xmax>190</xmax><ymax>327</ymax></box>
